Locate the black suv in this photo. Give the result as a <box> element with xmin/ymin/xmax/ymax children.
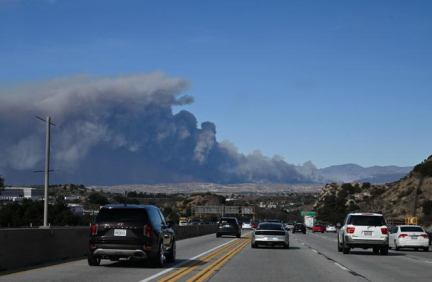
<box><xmin>216</xmin><ymin>217</ymin><xmax>241</xmax><ymax>238</ymax></box>
<box><xmin>292</xmin><ymin>223</ymin><xmax>306</xmax><ymax>234</ymax></box>
<box><xmin>88</xmin><ymin>204</ymin><xmax>176</xmax><ymax>267</ymax></box>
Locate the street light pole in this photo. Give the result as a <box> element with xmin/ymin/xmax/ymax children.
<box><xmin>43</xmin><ymin>116</ymin><xmax>51</xmax><ymax>227</ymax></box>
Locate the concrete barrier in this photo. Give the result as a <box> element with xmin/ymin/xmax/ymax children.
<box><xmin>0</xmin><ymin>225</ymin><xmax>216</xmax><ymax>272</ymax></box>
<box><xmin>172</xmin><ymin>224</ymin><xmax>216</xmax><ymax>240</ymax></box>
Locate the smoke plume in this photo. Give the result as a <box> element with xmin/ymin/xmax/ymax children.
<box><xmin>0</xmin><ymin>72</ymin><xmax>309</xmax><ymax>185</ymax></box>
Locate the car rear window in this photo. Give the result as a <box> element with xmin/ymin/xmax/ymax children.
<box><xmin>401</xmin><ymin>226</ymin><xmax>424</xmax><ymax>232</ymax></box>
<box><xmin>220</xmin><ymin>218</ymin><xmax>237</xmax><ymax>223</ymax></box>
<box><xmin>348</xmin><ymin>216</ymin><xmax>386</xmax><ymax>226</ymax></box>
<box><xmin>258</xmin><ymin>223</ymin><xmax>283</xmax><ymax>230</ymax></box>
<box><xmin>96</xmin><ymin>208</ymin><xmax>149</xmax><ymax>224</ymax></box>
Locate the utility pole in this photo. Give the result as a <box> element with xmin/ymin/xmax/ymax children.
<box><xmin>36</xmin><ymin>116</ymin><xmax>56</xmax><ymax>228</ymax></box>
<box><xmin>44</xmin><ymin>116</ymin><xmax>51</xmax><ymax>227</ymax></box>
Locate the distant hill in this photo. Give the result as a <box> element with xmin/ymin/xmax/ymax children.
<box><xmin>313</xmin><ymin>155</ymin><xmax>432</xmax><ymax>229</ymax></box>
<box><xmin>319</xmin><ymin>164</ymin><xmax>412</xmax><ymax>183</ymax></box>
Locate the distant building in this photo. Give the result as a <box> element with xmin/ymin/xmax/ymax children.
<box><xmin>67</xmin><ymin>204</ymin><xmax>84</xmax><ymax>215</ymax></box>
<box><xmin>64</xmin><ymin>196</ymin><xmax>80</xmax><ymax>201</ymax></box>
<box><xmin>0</xmin><ymin>187</ymin><xmax>43</xmax><ymax>201</ymax></box>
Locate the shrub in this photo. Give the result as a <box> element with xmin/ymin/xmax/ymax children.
<box><xmin>422</xmin><ymin>200</ymin><xmax>432</xmax><ymax>216</ymax></box>
<box><xmin>413</xmin><ymin>159</ymin><xmax>432</xmax><ymax>177</ymax></box>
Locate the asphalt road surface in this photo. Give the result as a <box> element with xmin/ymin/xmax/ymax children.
<box><xmin>1</xmin><ymin>230</ymin><xmax>431</xmax><ymax>282</ymax></box>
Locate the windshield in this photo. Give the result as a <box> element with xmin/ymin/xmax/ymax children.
<box><xmin>401</xmin><ymin>226</ymin><xmax>424</xmax><ymax>232</ymax></box>
<box><xmin>349</xmin><ymin>216</ymin><xmax>386</xmax><ymax>226</ymax></box>
<box><xmin>258</xmin><ymin>223</ymin><xmax>284</xmax><ymax>230</ymax></box>
<box><xmin>96</xmin><ymin>209</ymin><xmax>148</xmax><ymax>224</ymax></box>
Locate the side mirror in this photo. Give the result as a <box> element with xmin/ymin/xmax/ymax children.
<box><xmin>336</xmin><ymin>223</ymin><xmax>341</xmax><ymax>228</ymax></box>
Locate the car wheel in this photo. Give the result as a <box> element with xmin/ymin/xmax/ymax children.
<box><xmin>373</xmin><ymin>247</ymin><xmax>380</xmax><ymax>254</ymax></box>
<box><xmin>292</xmin><ymin>231</ymin><xmax>295</xmax><ymax>234</ymax></box>
<box><xmin>312</xmin><ymin>230</ymin><xmax>315</xmax><ymax>233</ymax></box>
<box><xmin>236</xmin><ymin>233</ymin><xmax>241</xmax><ymax>238</ymax></box>
<box><xmin>166</xmin><ymin>240</ymin><xmax>176</xmax><ymax>263</ymax></box>
<box><xmin>216</xmin><ymin>233</ymin><xmax>221</xmax><ymax>238</ymax></box>
<box><xmin>380</xmin><ymin>247</ymin><xmax>389</xmax><ymax>255</ymax></box>
<box><xmin>414</xmin><ymin>247</ymin><xmax>419</xmax><ymax>251</ymax></box>
<box><xmin>424</xmin><ymin>246</ymin><xmax>429</xmax><ymax>252</ymax></box>
<box><xmin>283</xmin><ymin>243</ymin><xmax>289</xmax><ymax>249</ymax></box>
<box><xmin>87</xmin><ymin>252</ymin><xmax>101</xmax><ymax>266</ymax></box>
<box><xmin>151</xmin><ymin>243</ymin><xmax>164</xmax><ymax>268</ymax></box>
<box><xmin>342</xmin><ymin>240</ymin><xmax>350</xmax><ymax>254</ymax></box>
<box><xmin>303</xmin><ymin>231</ymin><xmax>306</xmax><ymax>234</ymax></box>
<box><xmin>251</xmin><ymin>242</ymin><xmax>258</xmax><ymax>248</ymax></box>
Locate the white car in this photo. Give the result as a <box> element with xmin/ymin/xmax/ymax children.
<box><xmin>389</xmin><ymin>225</ymin><xmax>429</xmax><ymax>252</ymax></box>
<box><xmin>242</xmin><ymin>221</ymin><xmax>252</xmax><ymax>230</ymax></box>
<box><xmin>338</xmin><ymin>212</ymin><xmax>389</xmax><ymax>255</ymax></box>
<box><xmin>251</xmin><ymin>222</ymin><xmax>289</xmax><ymax>249</ymax></box>
<box><xmin>326</xmin><ymin>224</ymin><xmax>337</xmax><ymax>232</ymax></box>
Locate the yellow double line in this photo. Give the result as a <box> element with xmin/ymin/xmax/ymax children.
<box><xmin>158</xmin><ymin>236</ymin><xmax>251</xmax><ymax>282</ymax></box>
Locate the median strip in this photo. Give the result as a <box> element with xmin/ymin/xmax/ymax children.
<box><xmin>157</xmin><ymin>239</ymin><xmax>244</xmax><ymax>282</ymax></box>
<box><xmin>185</xmin><ymin>237</ymin><xmax>251</xmax><ymax>282</ymax></box>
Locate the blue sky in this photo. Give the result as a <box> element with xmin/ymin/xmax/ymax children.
<box><xmin>1</xmin><ymin>0</ymin><xmax>431</xmax><ymax>168</ymax></box>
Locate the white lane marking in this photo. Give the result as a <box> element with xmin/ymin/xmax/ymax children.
<box><xmin>334</xmin><ymin>263</ymin><xmax>349</xmax><ymax>271</ymax></box>
<box><xmin>425</xmin><ymin>261</ymin><xmax>432</xmax><ymax>264</ymax></box>
<box><xmin>311</xmin><ymin>249</ymin><xmax>318</xmax><ymax>253</ymax></box>
<box><xmin>139</xmin><ymin>231</ymin><xmax>252</xmax><ymax>282</ymax></box>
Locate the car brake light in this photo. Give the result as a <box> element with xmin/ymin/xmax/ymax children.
<box><xmin>144</xmin><ymin>225</ymin><xmax>153</xmax><ymax>237</ymax></box>
<box><xmin>347</xmin><ymin>227</ymin><xmax>355</xmax><ymax>234</ymax></box>
<box><xmin>90</xmin><ymin>223</ymin><xmax>98</xmax><ymax>236</ymax></box>
<box><xmin>381</xmin><ymin>228</ymin><xmax>388</xmax><ymax>234</ymax></box>
<box><xmin>398</xmin><ymin>233</ymin><xmax>408</xmax><ymax>238</ymax></box>
<box><xmin>421</xmin><ymin>234</ymin><xmax>428</xmax><ymax>239</ymax></box>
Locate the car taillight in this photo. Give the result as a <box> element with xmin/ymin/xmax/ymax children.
<box><xmin>347</xmin><ymin>227</ymin><xmax>355</xmax><ymax>234</ymax></box>
<box><xmin>90</xmin><ymin>223</ymin><xmax>98</xmax><ymax>236</ymax></box>
<box><xmin>144</xmin><ymin>225</ymin><xmax>153</xmax><ymax>237</ymax></box>
<box><xmin>421</xmin><ymin>234</ymin><xmax>428</xmax><ymax>239</ymax></box>
<box><xmin>398</xmin><ymin>233</ymin><xmax>408</xmax><ymax>238</ymax></box>
<box><xmin>381</xmin><ymin>228</ymin><xmax>388</xmax><ymax>234</ymax></box>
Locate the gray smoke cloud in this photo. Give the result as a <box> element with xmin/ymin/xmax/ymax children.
<box><xmin>0</xmin><ymin>72</ymin><xmax>309</xmax><ymax>185</ymax></box>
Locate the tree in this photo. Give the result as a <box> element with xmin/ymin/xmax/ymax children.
<box><xmin>87</xmin><ymin>192</ymin><xmax>108</xmax><ymax>206</ymax></box>
<box><xmin>423</xmin><ymin>200</ymin><xmax>432</xmax><ymax>216</ymax></box>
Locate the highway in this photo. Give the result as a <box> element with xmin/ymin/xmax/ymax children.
<box><xmin>1</xmin><ymin>230</ymin><xmax>431</xmax><ymax>282</ymax></box>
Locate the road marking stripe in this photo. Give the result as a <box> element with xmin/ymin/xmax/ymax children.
<box><xmin>311</xmin><ymin>249</ymin><xmax>318</xmax><ymax>253</ymax></box>
<box><xmin>157</xmin><ymin>239</ymin><xmax>244</xmax><ymax>282</ymax></box>
<box><xmin>334</xmin><ymin>263</ymin><xmax>348</xmax><ymax>271</ymax></box>
<box><xmin>186</xmin><ymin>238</ymin><xmax>251</xmax><ymax>282</ymax></box>
<box><xmin>140</xmin><ymin>232</ymin><xmax>252</xmax><ymax>282</ymax></box>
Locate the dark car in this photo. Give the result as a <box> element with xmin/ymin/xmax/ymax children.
<box><xmin>426</xmin><ymin>231</ymin><xmax>432</xmax><ymax>245</ymax></box>
<box><xmin>216</xmin><ymin>217</ymin><xmax>241</xmax><ymax>238</ymax></box>
<box><xmin>292</xmin><ymin>223</ymin><xmax>306</xmax><ymax>234</ymax></box>
<box><xmin>88</xmin><ymin>204</ymin><xmax>176</xmax><ymax>267</ymax></box>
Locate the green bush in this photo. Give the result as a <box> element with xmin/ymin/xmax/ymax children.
<box><xmin>342</xmin><ymin>183</ymin><xmax>355</xmax><ymax>194</ymax></box>
<box><xmin>413</xmin><ymin>159</ymin><xmax>432</xmax><ymax>177</ymax></box>
<box><xmin>422</xmin><ymin>200</ymin><xmax>432</xmax><ymax>216</ymax></box>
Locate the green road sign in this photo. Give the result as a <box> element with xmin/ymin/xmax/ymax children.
<box><xmin>301</xmin><ymin>211</ymin><xmax>316</xmax><ymax>216</ymax></box>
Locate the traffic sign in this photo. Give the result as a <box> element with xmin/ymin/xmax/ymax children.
<box><xmin>301</xmin><ymin>211</ymin><xmax>316</xmax><ymax>216</ymax></box>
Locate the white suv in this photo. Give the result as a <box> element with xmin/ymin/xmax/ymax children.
<box><xmin>338</xmin><ymin>212</ymin><xmax>389</xmax><ymax>255</ymax></box>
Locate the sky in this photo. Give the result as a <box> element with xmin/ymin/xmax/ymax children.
<box><xmin>1</xmin><ymin>0</ymin><xmax>431</xmax><ymax>170</ymax></box>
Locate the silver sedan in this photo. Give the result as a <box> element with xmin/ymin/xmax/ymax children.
<box><xmin>251</xmin><ymin>222</ymin><xmax>289</xmax><ymax>249</ymax></box>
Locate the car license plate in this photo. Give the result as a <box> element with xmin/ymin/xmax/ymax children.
<box><xmin>411</xmin><ymin>236</ymin><xmax>418</xmax><ymax>240</ymax></box>
<box><xmin>223</xmin><ymin>224</ymin><xmax>231</xmax><ymax>228</ymax></box>
<box><xmin>114</xmin><ymin>229</ymin><xmax>127</xmax><ymax>236</ymax></box>
<box><xmin>364</xmin><ymin>231</ymin><xmax>372</xmax><ymax>236</ymax></box>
